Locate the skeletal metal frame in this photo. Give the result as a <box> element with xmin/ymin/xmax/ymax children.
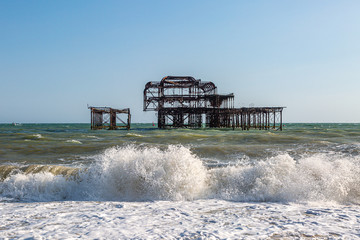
<box><xmin>144</xmin><ymin>76</ymin><xmax>285</xmax><ymax>130</ymax></box>
<box><xmin>89</xmin><ymin>107</ymin><xmax>131</xmax><ymax>130</ymax></box>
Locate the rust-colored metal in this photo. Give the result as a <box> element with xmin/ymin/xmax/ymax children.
<box><xmin>144</xmin><ymin>76</ymin><xmax>285</xmax><ymax>130</ymax></box>
<box><xmin>89</xmin><ymin>107</ymin><xmax>131</xmax><ymax>130</ymax></box>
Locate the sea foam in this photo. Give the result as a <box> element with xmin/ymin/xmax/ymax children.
<box><xmin>211</xmin><ymin>153</ymin><xmax>360</xmax><ymax>203</ymax></box>
<box><xmin>87</xmin><ymin>145</ymin><xmax>208</xmax><ymax>201</ymax></box>
<box><xmin>1</xmin><ymin>145</ymin><xmax>360</xmax><ymax>203</ymax></box>
<box><xmin>65</xmin><ymin>139</ymin><xmax>82</xmax><ymax>144</ymax></box>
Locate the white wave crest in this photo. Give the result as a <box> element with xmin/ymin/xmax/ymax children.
<box><xmin>33</xmin><ymin>134</ymin><xmax>43</xmax><ymax>139</ymax></box>
<box><xmin>66</xmin><ymin>140</ymin><xmax>82</xmax><ymax>144</ymax></box>
<box><xmin>211</xmin><ymin>153</ymin><xmax>360</xmax><ymax>204</ymax></box>
<box><xmin>125</xmin><ymin>133</ymin><xmax>143</xmax><ymax>137</ymax></box>
<box><xmin>0</xmin><ymin>172</ymin><xmax>78</xmax><ymax>201</ymax></box>
<box><xmin>0</xmin><ymin>145</ymin><xmax>208</xmax><ymax>202</ymax></box>
<box><xmin>1</xmin><ymin>146</ymin><xmax>360</xmax><ymax>204</ymax></box>
<box><xmin>88</xmin><ymin>145</ymin><xmax>208</xmax><ymax>201</ymax></box>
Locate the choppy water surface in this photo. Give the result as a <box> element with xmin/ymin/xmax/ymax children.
<box><xmin>1</xmin><ymin>123</ymin><xmax>360</xmax><ymax>203</ymax></box>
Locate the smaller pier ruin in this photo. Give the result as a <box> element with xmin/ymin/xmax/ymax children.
<box><xmin>89</xmin><ymin>107</ymin><xmax>131</xmax><ymax>130</ymax></box>
<box><xmin>144</xmin><ymin>76</ymin><xmax>285</xmax><ymax>130</ymax></box>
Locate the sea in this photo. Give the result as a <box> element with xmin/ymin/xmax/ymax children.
<box><xmin>1</xmin><ymin>123</ymin><xmax>360</xmax><ymax>239</ymax></box>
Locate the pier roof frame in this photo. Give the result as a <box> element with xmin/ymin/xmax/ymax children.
<box><xmin>145</xmin><ymin>76</ymin><xmax>217</xmax><ymax>93</ymax></box>
<box><xmin>144</xmin><ymin>76</ymin><xmax>229</xmax><ymax>111</ymax></box>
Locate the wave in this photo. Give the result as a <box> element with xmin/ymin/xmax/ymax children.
<box><xmin>210</xmin><ymin>154</ymin><xmax>360</xmax><ymax>203</ymax></box>
<box><xmin>32</xmin><ymin>134</ymin><xmax>43</xmax><ymax>139</ymax></box>
<box><xmin>65</xmin><ymin>139</ymin><xmax>82</xmax><ymax>144</ymax></box>
<box><xmin>1</xmin><ymin>145</ymin><xmax>360</xmax><ymax>204</ymax></box>
<box><xmin>22</xmin><ymin>133</ymin><xmax>45</xmax><ymax>141</ymax></box>
<box><xmin>125</xmin><ymin>133</ymin><xmax>144</xmax><ymax>137</ymax></box>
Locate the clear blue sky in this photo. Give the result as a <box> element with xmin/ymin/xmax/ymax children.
<box><xmin>1</xmin><ymin>0</ymin><xmax>359</xmax><ymax>123</ymax></box>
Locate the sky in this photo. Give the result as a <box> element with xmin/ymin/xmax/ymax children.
<box><xmin>1</xmin><ymin>0</ymin><xmax>359</xmax><ymax>123</ymax></box>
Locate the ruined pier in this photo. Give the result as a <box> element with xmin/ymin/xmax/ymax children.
<box><xmin>144</xmin><ymin>76</ymin><xmax>284</xmax><ymax>130</ymax></box>
<box><xmin>89</xmin><ymin>107</ymin><xmax>131</xmax><ymax>130</ymax></box>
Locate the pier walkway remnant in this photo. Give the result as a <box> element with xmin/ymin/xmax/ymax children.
<box><xmin>89</xmin><ymin>106</ymin><xmax>131</xmax><ymax>130</ymax></box>
<box><xmin>143</xmin><ymin>76</ymin><xmax>284</xmax><ymax>130</ymax></box>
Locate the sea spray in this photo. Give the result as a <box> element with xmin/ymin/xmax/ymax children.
<box><xmin>0</xmin><ymin>145</ymin><xmax>209</xmax><ymax>202</ymax></box>
<box><xmin>1</xmin><ymin>145</ymin><xmax>360</xmax><ymax>203</ymax></box>
<box><xmin>211</xmin><ymin>153</ymin><xmax>360</xmax><ymax>203</ymax></box>
<box><xmin>0</xmin><ymin>172</ymin><xmax>76</xmax><ymax>201</ymax></box>
<box><xmin>86</xmin><ymin>145</ymin><xmax>209</xmax><ymax>201</ymax></box>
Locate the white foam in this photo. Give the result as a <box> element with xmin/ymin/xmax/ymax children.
<box><xmin>0</xmin><ymin>172</ymin><xmax>79</xmax><ymax>202</ymax></box>
<box><xmin>211</xmin><ymin>153</ymin><xmax>360</xmax><ymax>203</ymax></box>
<box><xmin>86</xmin><ymin>135</ymin><xmax>100</xmax><ymax>139</ymax></box>
<box><xmin>0</xmin><ymin>145</ymin><xmax>208</xmax><ymax>202</ymax></box>
<box><xmin>1</xmin><ymin>200</ymin><xmax>359</xmax><ymax>239</ymax></box>
<box><xmin>65</xmin><ymin>140</ymin><xmax>82</xmax><ymax>144</ymax></box>
<box><xmin>125</xmin><ymin>133</ymin><xmax>143</xmax><ymax>137</ymax></box>
<box><xmin>1</xmin><ymin>145</ymin><xmax>360</xmax><ymax>204</ymax></box>
<box><xmin>87</xmin><ymin>145</ymin><xmax>208</xmax><ymax>201</ymax></box>
<box><xmin>33</xmin><ymin>134</ymin><xmax>43</xmax><ymax>139</ymax></box>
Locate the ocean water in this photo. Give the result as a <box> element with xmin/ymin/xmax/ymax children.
<box><xmin>1</xmin><ymin>123</ymin><xmax>360</xmax><ymax>238</ymax></box>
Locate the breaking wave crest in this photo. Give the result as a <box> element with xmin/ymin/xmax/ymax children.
<box><xmin>1</xmin><ymin>145</ymin><xmax>360</xmax><ymax>204</ymax></box>
<box><xmin>87</xmin><ymin>145</ymin><xmax>208</xmax><ymax>201</ymax></box>
<box><xmin>211</xmin><ymin>154</ymin><xmax>360</xmax><ymax>203</ymax></box>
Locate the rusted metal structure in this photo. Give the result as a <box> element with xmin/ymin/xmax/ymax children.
<box><xmin>144</xmin><ymin>76</ymin><xmax>284</xmax><ymax>130</ymax></box>
<box><xmin>89</xmin><ymin>107</ymin><xmax>131</xmax><ymax>130</ymax></box>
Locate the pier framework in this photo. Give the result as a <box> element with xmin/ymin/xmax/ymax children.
<box><xmin>89</xmin><ymin>107</ymin><xmax>131</xmax><ymax>130</ymax></box>
<box><xmin>144</xmin><ymin>76</ymin><xmax>284</xmax><ymax>130</ymax></box>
